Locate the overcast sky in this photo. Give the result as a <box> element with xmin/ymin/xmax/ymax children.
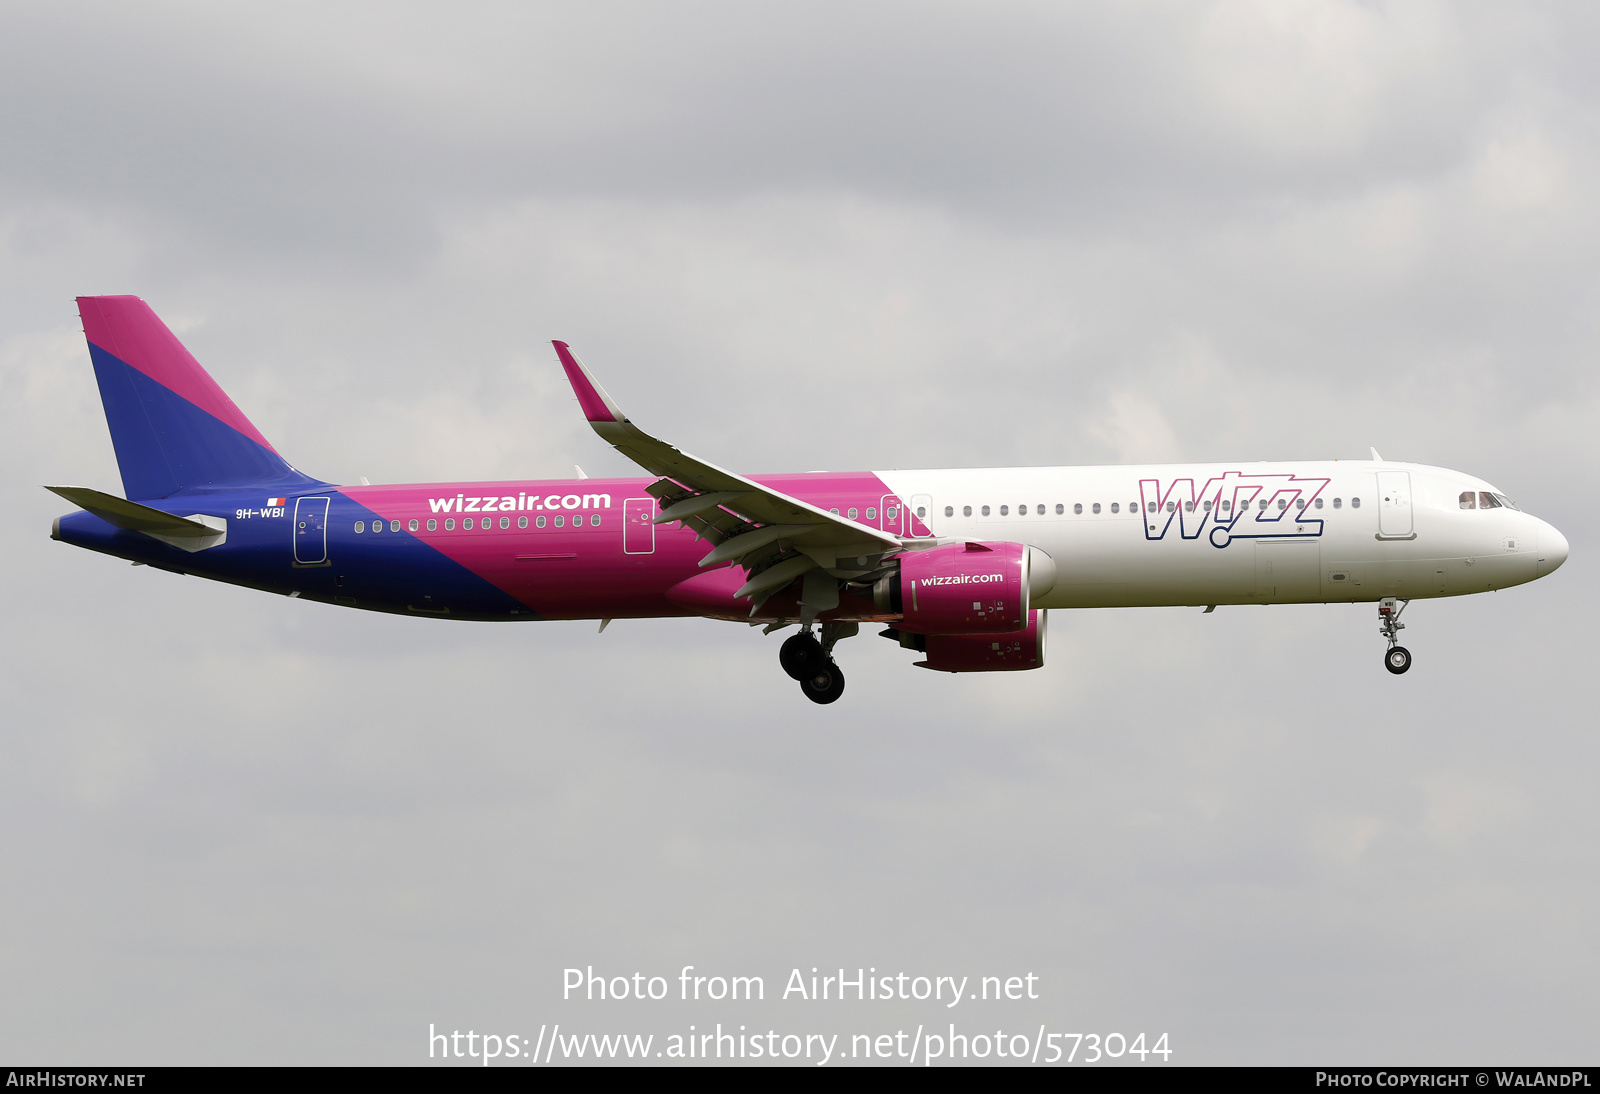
<box><xmin>2</xmin><ymin>0</ymin><xmax>1596</xmax><ymax>1066</ymax></box>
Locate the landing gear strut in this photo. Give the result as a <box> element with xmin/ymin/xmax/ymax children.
<box><xmin>1379</xmin><ymin>597</ymin><xmax>1412</xmax><ymax>675</ymax></box>
<box><xmin>779</xmin><ymin>623</ymin><xmax>854</xmax><ymax>704</ymax></box>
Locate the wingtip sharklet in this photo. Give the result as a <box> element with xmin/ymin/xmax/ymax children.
<box><xmin>552</xmin><ymin>340</ymin><xmax>627</xmax><ymax>425</ymax></box>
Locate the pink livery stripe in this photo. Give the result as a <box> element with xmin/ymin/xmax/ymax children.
<box><xmin>552</xmin><ymin>340</ymin><xmax>625</xmax><ymax>424</ymax></box>
<box><xmin>78</xmin><ymin>296</ymin><xmax>278</xmax><ymax>452</ymax></box>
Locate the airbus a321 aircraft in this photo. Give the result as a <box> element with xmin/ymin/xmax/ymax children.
<box><xmin>50</xmin><ymin>296</ymin><xmax>1570</xmax><ymax>704</ymax></box>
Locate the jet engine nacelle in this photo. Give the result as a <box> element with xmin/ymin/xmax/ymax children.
<box><xmin>878</xmin><ymin>540</ymin><xmax>1030</xmax><ymax>634</ymax></box>
<box><xmin>916</xmin><ymin>608</ymin><xmax>1046</xmax><ymax>672</ymax></box>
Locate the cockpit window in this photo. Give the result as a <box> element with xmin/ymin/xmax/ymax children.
<box><xmin>1459</xmin><ymin>491</ymin><xmax>1476</xmax><ymax>509</ymax></box>
<box><xmin>1479</xmin><ymin>491</ymin><xmax>1501</xmax><ymax>509</ymax></box>
<box><xmin>1493</xmin><ymin>493</ymin><xmax>1519</xmax><ymax>511</ymax></box>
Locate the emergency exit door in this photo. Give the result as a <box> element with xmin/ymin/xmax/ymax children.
<box><xmin>623</xmin><ymin>498</ymin><xmax>656</xmax><ymax>554</ymax></box>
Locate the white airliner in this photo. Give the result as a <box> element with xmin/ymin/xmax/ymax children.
<box><xmin>51</xmin><ymin>297</ymin><xmax>1572</xmax><ymax>703</ymax></box>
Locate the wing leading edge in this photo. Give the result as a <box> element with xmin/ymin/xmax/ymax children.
<box><xmin>552</xmin><ymin>341</ymin><xmax>903</xmax><ymax>608</ymax></box>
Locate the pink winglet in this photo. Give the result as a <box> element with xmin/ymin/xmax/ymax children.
<box><xmin>552</xmin><ymin>340</ymin><xmax>625</xmax><ymax>424</ymax></box>
<box><xmin>77</xmin><ymin>296</ymin><xmax>278</xmax><ymax>452</ymax></box>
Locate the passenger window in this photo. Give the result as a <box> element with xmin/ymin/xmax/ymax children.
<box><xmin>445</xmin><ymin>518</ymin><xmax>455</xmax><ymax>530</ymax></box>
<box><xmin>1258</xmin><ymin>500</ymin><xmax>1268</xmax><ymax>511</ymax></box>
<box><xmin>1295</xmin><ymin>499</ymin><xmax>1305</xmax><ymax>510</ymax></box>
<box><xmin>463</xmin><ymin>517</ymin><xmax>473</xmax><ymax>529</ymax></box>
<box><xmin>963</xmin><ymin>505</ymin><xmax>972</xmax><ymax>517</ymax></box>
<box><xmin>1314</xmin><ymin>498</ymin><xmax>1323</xmax><ymax>509</ymax></box>
<box><xmin>1351</xmin><ymin>497</ymin><xmax>1361</xmax><ymax>508</ymax></box>
<box><xmin>518</xmin><ymin>516</ymin><xmax>528</xmax><ymax>528</ymax></box>
<box><xmin>1092</xmin><ymin>502</ymin><xmax>1101</xmax><ymax>514</ymax></box>
<box><xmin>1074</xmin><ymin>503</ymin><xmax>1083</xmax><ymax>515</ymax></box>
<box><xmin>1110</xmin><ymin>503</ymin><xmax>1119</xmax><ymax>514</ymax></box>
<box><xmin>591</xmin><ymin>514</ymin><xmax>601</xmax><ymax>526</ymax></box>
<box><xmin>536</xmin><ymin>516</ymin><xmax>546</xmax><ymax>528</ymax></box>
<box><xmin>390</xmin><ymin>520</ymin><xmax>400</xmax><ymax>531</ymax></box>
<box><xmin>1479</xmin><ymin>492</ymin><xmax>1501</xmax><ymax>509</ymax></box>
<box><xmin>554</xmin><ymin>515</ymin><xmax>564</xmax><ymax>528</ymax></box>
<box><xmin>1165</xmin><ymin>501</ymin><xmax>1176</xmax><ymax>513</ymax></box>
<box><xmin>500</xmin><ymin>516</ymin><xmax>510</xmax><ymax>529</ymax></box>
<box><xmin>409</xmin><ymin>519</ymin><xmax>419</xmax><ymax>531</ymax></box>
<box><xmin>1147</xmin><ymin>502</ymin><xmax>1157</xmax><ymax>513</ymax></box>
<box><xmin>866</xmin><ymin>507</ymin><xmax>876</xmax><ymax>519</ymax></box>
<box><xmin>848</xmin><ymin>507</ymin><xmax>858</xmax><ymax>519</ymax></box>
<box><xmin>999</xmin><ymin>505</ymin><xmax>1009</xmax><ymax>516</ymax></box>
<box><xmin>1332</xmin><ymin>498</ymin><xmax>1341</xmax><ymax>509</ymax></box>
<box><xmin>1184</xmin><ymin>500</ymin><xmax>1193</xmax><ymax>512</ymax></box>
<box><xmin>981</xmin><ymin>505</ymin><xmax>991</xmax><ymax>516</ymax></box>
<box><xmin>1202</xmin><ymin>500</ymin><xmax>1212</xmax><ymax>512</ymax></box>
<box><xmin>888</xmin><ymin>507</ymin><xmax>898</xmax><ymax>519</ymax></box>
<box><xmin>355</xmin><ymin>521</ymin><xmax>365</xmax><ymax>533</ymax></box>
<box><xmin>916</xmin><ymin>506</ymin><xmax>927</xmax><ymax>518</ymax></box>
<box><xmin>830</xmin><ymin>508</ymin><xmax>840</xmax><ymax>515</ymax></box>
<box><xmin>1055</xmin><ymin>503</ymin><xmax>1064</xmax><ymax>515</ymax></box>
<box><xmin>944</xmin><ymin>505</ymin><xmax>954</xmax><ymax>517</ymax></box>
<box><xmin>427</xmin><ymin>519</ymin><xmax>437</xmax><ymax>530</ymax></box>
<box><xmin>1221</xmin><ymin>500</ymin><xmax>1231</xmax><ymax>512</ymax></box>
<box><xmin>1276</xmin><ymin>499</ymin><xmax>1286</xmax><ymax>511</ymax></box>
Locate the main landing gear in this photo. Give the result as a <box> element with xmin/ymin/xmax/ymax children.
<box><xmin>779</xmin><ymin>623</ymin><xmax>854</xmax><ymax>704</ymax></box>
<box><xmin>1378</xmin><ymin>597</ymin><xmax>1412</xmax><ymax>675</ymax></box>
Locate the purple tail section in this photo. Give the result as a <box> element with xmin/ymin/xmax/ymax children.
<box><xmin>77</xmin><ymin>296</ymin><xmax>324</xmax><ymax>499</ymax></box>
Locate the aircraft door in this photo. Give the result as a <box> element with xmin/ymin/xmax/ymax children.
<box><xmin>623</xmin><ymin>497</ymin><xmax>656</xmax><ymax>554</ymax></box>
<box><xmin>879</xmin><ymin>495</ymin><xmax>904</xmax><ymax>536</ymax></box>
<box><xmin>294</xmin><ymin>496</ymin><xmax>330</xmax><ymax>564</ymax></box>
<box><xmin>909</xmin><ymin>493</ymin><xmax>934</xmax><ymax>536</ymax></box>
<box><xmin>1377</xmin><ymin>472</ymin><xmax>1413</xmax><ymax>536</ymax></box>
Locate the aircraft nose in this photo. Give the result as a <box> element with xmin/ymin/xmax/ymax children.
<box><xmin>1538</xmin><ymin>522</ymin><xmax>1569</xmax><ymax>576</ymax></box>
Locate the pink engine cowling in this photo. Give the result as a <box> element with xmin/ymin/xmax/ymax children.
<box><xmin>916</xmin><ymin>609</ymin><xmax>1045</xmax><ymax>672</ymax></box>
<box><xmin>891</xmin><ymin>540</ymin><xmax>1029</xmax><ymax>634</ymax></box>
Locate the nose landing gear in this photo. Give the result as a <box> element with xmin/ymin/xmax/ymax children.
<box><xmin>1378</xmin><ymin>597</ymin><xmax>1412</xmax><ymax>675</ymax></box>
<box><xmin>778</xmin><ymin>623</ymin><xmax>855</xmax><ymax>703</ymax></box>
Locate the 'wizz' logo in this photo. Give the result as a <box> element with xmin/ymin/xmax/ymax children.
<box><xmin>1139</xmin><ymin>472</ymin><xmax>1331</xmax><ymax>548</ymax></box>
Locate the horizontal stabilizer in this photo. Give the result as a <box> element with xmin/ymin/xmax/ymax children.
<box><xmin>46</xmin><ymin>486</ymin><xmax>225</xmax><ymax>547</ymax></box>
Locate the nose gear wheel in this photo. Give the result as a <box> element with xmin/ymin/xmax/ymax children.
<box><xmin>1378</xmin><ymin>597</ymin><xmax>1412</xmax><ymax>675</ymax></box>
<box><xmin>1385</xmin><ymin>646</ymin><xmax>1412</xmax><ymax>674</ymax></box>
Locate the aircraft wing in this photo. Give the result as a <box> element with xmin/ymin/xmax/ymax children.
<box><xmin>553</xmin><ymin>341</ymin><xmax>902</xmax><ymax>603</ymax></box>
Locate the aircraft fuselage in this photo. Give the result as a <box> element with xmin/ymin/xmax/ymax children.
<box><xmin>54</xmin><ymin>460</ymin><xmax>1566</xmax><ymax>622</ymax></box>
